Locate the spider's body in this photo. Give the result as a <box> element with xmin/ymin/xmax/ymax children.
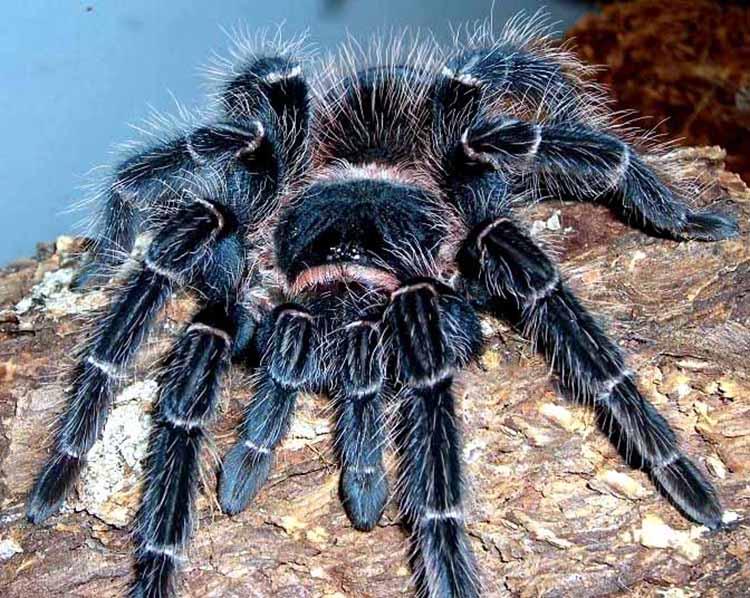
<box><xmin>27</xmin><ymin>16</ymin><xmax>737</xmax><ymax>598</ymax></box>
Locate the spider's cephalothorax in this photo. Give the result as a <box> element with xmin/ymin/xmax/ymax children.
<box><xmin>27</xmin><ymin>17</ymin><xmax>737</xmax><ymax>598</ymax></box>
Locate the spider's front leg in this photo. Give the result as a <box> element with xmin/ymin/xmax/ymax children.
<box><xmin>458</xmin><ymin>217</ymin><xmax>725</xmax><ymax>530</ymax></box>
<box><xmin>460</xmin><ymin>117</ymin><xmax>739</xmax><ymax>241</ymax></box>
<box><xmin>27</xmin><ymin>197</ymin><xmax>238</xmax><ymax>524</ymax></box>
<box><xmin>385</xmin><ymin>280</ymin><xmax>483</xmax><ymax>598</ymax></box>
<box><xmin>218</xmin><ymin>304</ymin><xmax>316</xmax><ymax>514</ymax></box>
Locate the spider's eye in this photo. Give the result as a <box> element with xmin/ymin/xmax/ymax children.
<box><xmin>310</xmin><ymin>228</ymin><xmax>378</xmax><ymax>264</ymax></box>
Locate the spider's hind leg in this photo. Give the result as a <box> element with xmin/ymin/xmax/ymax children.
<box><xmin>459</xmin><ymin>112</ymin><xmax>739</xmax><ymax>242</ymax></box>
<box><xmin>218</xmin><ymin>53</ymin><xmax>309</xmax><ymax>157</ymax></box>
<box><xmin>73</xmin><ymin>121</ymin><xmax>264</xmax><ymax>289</ymax></box>
<box><xmin>436</xmin><ymin>21</ymin><xmax>737</xmax><ymax>242</ymax></box>
<box><xmin>459</xmin><ymin>217</ymin><xmax>725</xmax><ymax>529</ymax></box>
<box><xmin>75</xmin><ymin>52</ymin><xmax>310</xmax><ymax>290</ymax></box>
<box><xmin>73</xmin><ymin>141</ymin><xmax>191</xmax><ymax>289</ymax></box>
<box><xmin>438</xmin><ymin>43</ymin><xmax>582</xmax><ymax>126</ymax></box>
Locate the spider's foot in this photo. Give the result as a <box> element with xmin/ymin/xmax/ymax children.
<box><xmin>130</xmin><ymin>550</ymin><xmax>177</xmax><ymax>598</ymax></box>
<box><xmin>415</xmin><ymin>517</ymin><xmax>481</xmax><ymax>598</ymax></box>
<box><xmin>218</xmin><ymin>442</ymin><xmax>273</xmax><ymax>515</ymax></box>
<box><xmin>679</xmin><ymin>209</ymin><xmax>739</xmax><ymax>242</ymax></box>
<box><xmin>340</xmin><ymin>465</ymin><xmax>388</xmax><ymax>532</ymax></box>
<box><xmin>651</xmin><ymin>455</ymin><xmax>724</xmax><ymax>531</ymax></box>
<box><xmin>26</xmin><ymin>453</ymin><xmax>82</xmax><ymax>524</ymax></box>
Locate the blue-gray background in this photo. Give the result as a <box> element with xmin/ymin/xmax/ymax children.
<box><xmin>0</xmin><ymin>1</ymin><xmax>591</xmax><ymax>265</ymax></box>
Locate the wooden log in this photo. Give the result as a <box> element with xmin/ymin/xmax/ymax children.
<box><xmin>0</xmin><ymin>147</ymin><xmax>748</xmax><ymax>597</ymax></box>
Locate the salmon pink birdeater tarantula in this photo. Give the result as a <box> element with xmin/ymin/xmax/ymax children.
<box><xmin>27</xmin><ymin>13</ymin><xmax>738</xmax><ymax>598</ymax></box>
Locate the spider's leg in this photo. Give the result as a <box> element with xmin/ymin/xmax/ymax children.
<box><xmin>75</xmin><ymin>53</ymin><xmax>310</xmax><ymax>289</ymax></box>
<box><xmin>459</xmin><ymin>217</ymin><xmax>725</xmax><ymax>529</ymax></box>
<box><xmin>74</xmin><ymin>116</ymin><xmax>277</xmax><ymax>290</ymax></box>
<box><xmin>218</xmin><ymin>305</ymin><xmax>315</xmax><ymax>515</ymax></box>
<box><xmin>333</xmin><ymin>320</ymin><xmax>389</xmax><ymax>531</ymax></box>
<box><xmin>437</xmin><ymin>40</ymin><xmax>586</xmax><ymax>128</ymax></box>
<box><xmin>73</xmin><ymin>135</ymin><xmax>197</xmax><ymax>289</ymax></box>
<box><xmin>386</xmin><ymin>281</ymin><xmax>483</xmax><ymax>598</ymax></box>
<box><xmin>460</xmin><ymin>117</ymin><xmax>739</xmax><ymax>241</ymax></box>
<box><xmin>27</xmin><ymin>198</ymin><xmax>231</xmax><ymax>524</ymax></box>
<box><xmin>131</xmin><ymin>302</ymin><xmax>250</xmax><ymax>598</ymax></box>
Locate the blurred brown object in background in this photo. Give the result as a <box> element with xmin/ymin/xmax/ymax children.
<box><xmin>567</xmin><ymin>0</ymin><xmax>750</xmax><ymax>183</ymax></box>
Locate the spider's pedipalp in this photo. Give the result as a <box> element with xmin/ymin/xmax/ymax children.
<box><xmin>218</xmin><ymin>305</ymin><xmax>315</xmax><ymax>515</ymax></box>
<box><xmin>387</xmin><ymin>281</ymin><xmax>483</xmax><ymax>598</ymax></box>
<box><xmin>459</xmin><ymin>217</ymin><xmax>724</xmax><ymax>530</ymax></box>
<box><xmin>387</xmin><ymin>281</ymin><xmax>450</xmax><ymax>388</ymax></box>
<box><xmin>334</xmin><ymin>319</ymin><xmax>389</xmax><ymax>531</ymax></box>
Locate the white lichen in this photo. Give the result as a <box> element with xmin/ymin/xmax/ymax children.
<box><xmin>634</xmin><ymin>514</ymin><xmax>706</xmax><ymax>560</ymax></box>
<box><xmin>15</xmin><ymin>268</ymin><xmax>103</xmax><ymax>318</ymax></box>
<box><xmin>531</xmin><ymin>210</ymin><xmax>563</xmax><ymax>236</ymax></box>
<box><xmin>0</xmin><ymin>538</ymin><xmax>23</xmax><ymax>560</ymax></box>
<box><xmin>65</xmin><ymin>379</ymin><xmax>158</xmax><ymax>526</ymax></box>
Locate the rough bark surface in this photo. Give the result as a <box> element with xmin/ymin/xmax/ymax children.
<box><xmin>0</xmin><ymin>147</ymin><xmax>748</xmax><ymax>597</ymax></box>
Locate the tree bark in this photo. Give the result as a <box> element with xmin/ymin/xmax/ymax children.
<box><xmin>0</xmin><ymin>147</ymin><xmax>748</xmax><ymax>597</ymax></box>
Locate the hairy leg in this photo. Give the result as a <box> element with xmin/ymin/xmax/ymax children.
<box><xmin>218</xmin><ymin>305</ymin><xmax>315</xmax><ymax>514</ymax></box>
<box><xmin>333</xmin><ymin>319</ymin><xmax>389</xmax><ymax>531</ymax></box>
<box><xmin>27</xmin><ymin>198</ymin><xmax>230</xmax><ymax>524</ymax></box>
<box><xmin>131</xmin><ymin>304</ymin><xmax>238</xmax><ymax>598</ymax></box>
<box><xmin>75</xmin><ymin>53</ymin><xmax>310</xmax><ymax>289</ymax></box>
<box><xmin>459</xmin><ymin>116</ymin><xmax>738</xmax><ymax>240</ymax></box>
<box><xmin>437</xmin><ymin>39</ymin><xmax>590</xmax><ymax>128</ymax></box>
<box><xmin>386</xmin><ymin>281</ymin><xmax>483</xmax><ymax>598</ymax></box>
<box><xmin>459</xmin><ymin>217</ymin><xmax>724</xmax><ymax>529</ymax></box>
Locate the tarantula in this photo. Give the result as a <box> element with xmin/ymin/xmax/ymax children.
<box><xmin>27</xmin><ymin>15</ymin><xmax>737</xmax><ymax>598</ymax></box>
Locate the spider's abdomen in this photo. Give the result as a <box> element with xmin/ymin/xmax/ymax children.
<box><xmin>315</xmin><ymin>65</ymin><xmax>431</xmax><ymax>165</ymax></box>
